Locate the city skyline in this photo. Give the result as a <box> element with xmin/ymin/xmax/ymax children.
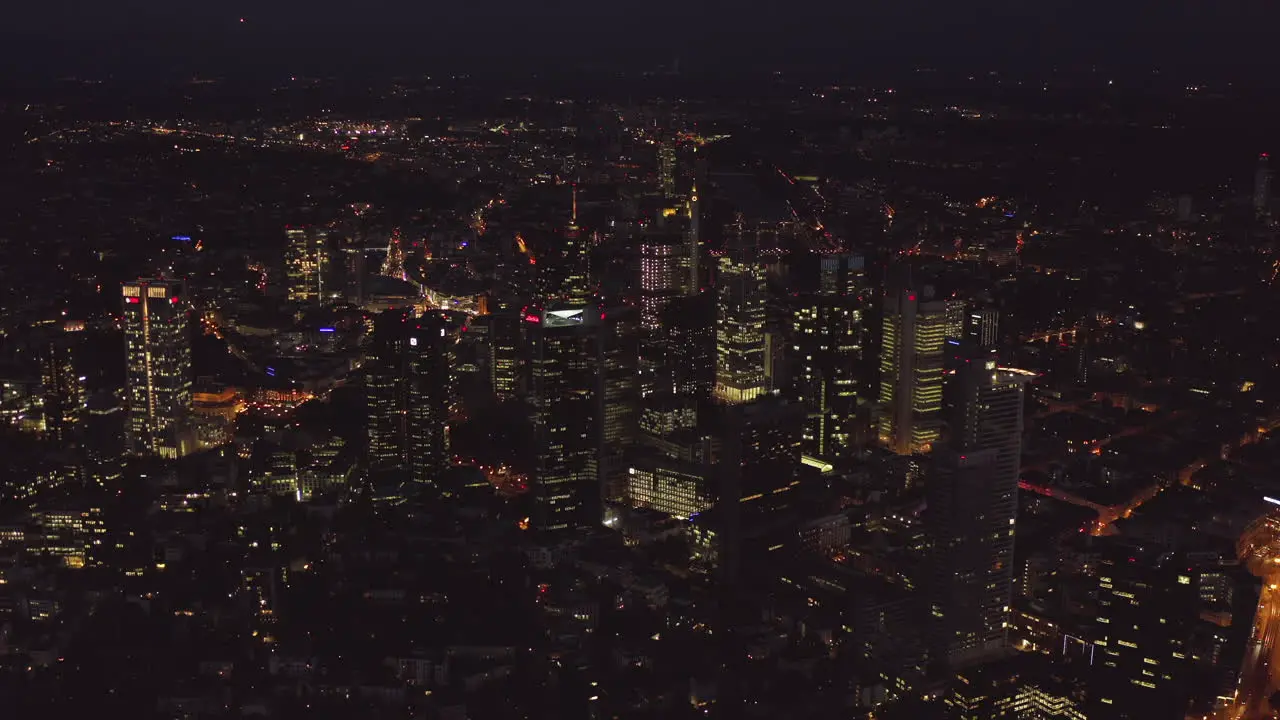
<box><xmin>2</xmin><ymin>38</ymin><xmax>1280</xmax><ymax>719</ymax></box>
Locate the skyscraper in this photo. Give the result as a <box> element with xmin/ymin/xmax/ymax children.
<box><xmin>637</xmin><ymin>232</ymin><xmax>685</xmax><ymax>398</ymax></box>
<box><xmin>789</xmin><ymin>254</ymin><xmax>868</xmax><ymax>457</ymax></box>
<box><xmin>877</xmin><ymin>283</ymin><xmax>964</xmax><ymax>454</ymax></box>
<box><xmin>406</xmin><ymin>316</ymin><xmax>453</xmax><ymax>486</ymax></box>
<box><xmin>928</xmin><ymin>345</ymin><xmax>1030</xmax><ymax>666</ymax></box>
<box><xmin>664</xmin><ymin>293</ymin><xmax>715</xmax><ymax>402</ymax></box>
<box><xmin>1255</xmin><ymin>152</ymin><xmax>1271</xmax><ymax>218</ymax></box>
<box><xmin>595</xmin><ymin>306</ymin><xmax>640</xmax><ymax>507</ymax></box>
<box><xmin>638</xmin><ymin>234</ymin><xmax>684</xmax><ymax>331</ymax></box>
<box><xmin>366</xmin><ymin>309</ymin><xmax>410</xmax><ymax>472</ymax></box>
<box><xmin>538</xmin><ymin>185</ymin><xmax>593</xmax><ymax>306</ymax></box>
<box><xmin>40</xmin><ymin>337</ymin><xmax>84</xmax><ymax>443</ymax></box>
<box><xmin>484</xmin><ymin>311</ymin><xmax>524</xmax><ymax>402</ymax></box>
<box><xmin>84</xmin><ymin>390</ymin><xmax>125</xmax><ymax>485</ymax></box>
<box><xmin>284</xmin><ymin>225</ymin><xmax>334</xmax><ymax>306</ymax></box>
<box><xmin>658</xmin><ymin>142</ymin><xmax>677</xmax><ymax>199</ymax></box>
<box><xmin>965</xmin><ymin>307</ymin><xmax>1000</xmax><ymax>348</ymax></box>
<box><xmin>708</xmin><ymin>397</ymin><xmax>804</xmax><ymax>583</ymax></box>
<box><xmin>1090</xmin><ymin>548</ymin><xmax>1200</xmax><ymax>718</ymax></box>
<box><xmin>122</xmin><ymin>278</ymin><xmax>192</xmax><ymax>459</ymax></box>
<box><xmin>365</xmin><ymin>310</ymin><xmax>453</xmax><ymax>482</ymax></box>
<box><xmin>714</xmin><ymin>227</ymin><xmax>768</xmax><ymax>405</ymax></box>
<box><xmin>687</xmin><ymin>156</ymin><xmax>706</xmax><ymax>293</ymax></box>
<box><xmin>526</xmin><ymin>306</ymin><xmax>602</xmax><ymax>532</ymax></box>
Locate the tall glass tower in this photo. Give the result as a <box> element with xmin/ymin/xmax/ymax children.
<box><xmin>406</xmin><ymin>316</ymin><xmax>452</xmax><ymax>486</ymax></box>
<box><xmin>713</xmin><ymin>227</ymin><xmax>768</xmax><ymax>406</ymax></box>
<box><xmin>789</xmin><ymin>254</ymin><xmax>867</xmax><ymax>457</ymax></box>
<box><xmin>928</xmin><ymin>344</ymin><xmax>1031</xmax><ymax>666</ymax></box>
<box><xmin>284</xmin><ymin>225</ymin><xmax>333</xmax><ymax>306</ymax></box>
<box><xmin>122</xmin><ymin>279</ymin><xmax>192</xmax><ymax>459</ymax></box>
<box><xmin>877</xmin><ymin>283</ymin><xmax>964</xmax><ymax>454</ymax></box>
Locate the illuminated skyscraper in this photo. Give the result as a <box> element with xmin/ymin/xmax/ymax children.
<box><xmin>122</xmin><ymin>279</ymin><xmax>192</xmax><ymax>459</ymax></box>
<box><xmin>665</xmin><ymin>293</ymin><xmax>715</xmax><ymax>402</ymax></box>
<box><xmin>966</xmin><ymin>307</ymin><xmax>1000</xmax><ymax>348</ymax></box>
<box><xmin>596</xmin><ymin>306</ymin><xmax>640</xmax><ymax>507</ymax></box>
<box><xmin>40</xmin><ymin>338</ymin><xmax>84</xmax><ymax>443</ymax></box>
<box><xmin>877</xmin><ymin>283</ymin><xmax>964</xmax><ymax>454</ymax></box>
<box><xmin>527</xmin><ymin>307</ymin><xmax>601</xmax><ymax>532</ymax></box>
<box><xmin>639</xmin><ymin>234</ymin><xmax>683</xmax><ymax>331</ymax></box>
<box><xmin>714</xmin><ymin>226</ymin><xmax>768</xmax><ymax>405</ymax></box>
<box><xmin>406</xmin><ymin>316</ymin><xmax>452</xmax><ymax>486</ymax></box>
<box><xmin>638</xmin><ymin>233</ymin><xmax>684</xmax><ymax>398</ymax></box>
<box><xmin>1255</xmin><ymin>152</ymin><xmax>1271</xmax><ymax>218</ymax></box>
<box><xmin>561</xmin><ymin>185</ymin><xmax>594</xmax><ymax>305</ymax></box>
<box><xmin>526</xmin><ymin>305</ymin><xmax>637</xmax><ymax>529</ymax></box>
<box><xmin>789</xmin><ymin>254</ymin><xmax>868</xmax><ymax>457</ymax></box>
<box><xmin>687</xmin><ymin>157</ymin><xmax>707</xmax><ymax>293</ymax></box>
<box><xmin>535</xmin><ymin>188</ymin><xmax>593</xmax><ymax>306</ymax></box>
<box><xmin>366</xmin><ymin>309</ymin><xmax>410</xmax><ymax>472</ymax></box>
<box><xmin>484</xmin><ymin>311</ymin><xmax>524</xmax><ymax>402</ymax></box>
<box><xmin>928</xmin><ymin>344</ymin><xmax>1030</xmax><ymax>666</ymax></box>
<box><xmin>658</xmin><ymin>142</ymin><xmax>677</xmax><ymax>198</ymax></box>
<box><xmin>365</xmin><ymin>310</ymin><xmax>453</xmax><ymax>482</ymax></box>
<box><xmin>284</xmin><ymin>225</ymin><xmax>334</xmax><ymax>306</ymax></box>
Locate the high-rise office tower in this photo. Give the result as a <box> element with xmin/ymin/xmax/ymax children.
<box><xmin>1255</xmin><ymin>152</ymin><xmax>1271</xmax><ymax>218</ymax></box>
<box><xmin>535</xmin><ymin>193</ymin><xmax>593</xmax><ymax>306</ymax></box>
<box><xmin>789</xmin><ymin>254</ymin><xmax>867</xmax><ymax>457</ymax></box>
<box><xmin>1090</xmin><ymin>549</ymin><xmax>1199</xmax><ymax>718</ymax></box>
<box><xmin>406</xmin><ymin>316</ymin><xmax>452</xmax><ymax>486</ymax></box>
<box><xmin>40</xmin><ymin>337</ymin><xmax>85</xmax><ymax>443</ymax></box>
<box><xmin>365</xmin><ymin>309</ymin><xmax>453</xmax><ymax>480</ymax></box>
<box><xmin>342</xmin><ymin>246</ymin><xmax>368</xmax><ymax>305</ymax></box>
<box><xmin>639</xmin><ymin>234</ymin><xmax>684</xmax><ymax>331</ymax></box>
<box><xmin>366</xmin><ymin>309</ymin><xmax>410</xmax><ymax>472</ymax></box>
<box><xmin>595</xmin><ymin>306</ymin><xmax>640</xmax><ymax>507</ymax></box>
<box><xmin>526</xmin><ymin>306</ymin><xmax>604</xmax><ymax>532</ymax></box>
<box><xmin>84</xmin><ymin>391</ymin><xmax>125</xmax><ymax>485</ymax></box>
<box><xmin>284</xmin><ymin>225</ymin><xmax>334</xmax><ymax>306</ymax></box>
<box><xmin>665</xmin><ymin>293</ymin><xmax>715</xmax><ymax>402</ymax></box>
<box><xmin>965</xmin><ymin>307</ymin><xmax>1000</xmax><ymax>348</ymax></box>
<box><xmin>122</xmin><ymin>279</ymin><xmax>192</xmax><ymax>459</ymax></box>
<box><xmin>687</xmin><ymin>156</ymin><xmax>706</xmax><ymax>293</ymax></box>
<box><xmin>709</xmin><ymin>397</ymin><xmax>804</xmax><ymax>583</ymax></box>
<box><xmin>638</xmin><ymin>232</ymin><xmax>685</xmax><ymax>398</ymax></box>
<box><xmin>928</xmin><ymin>344</ymin><xmax>1030</xmax><ymax>666</ymax></box>
<box><xmin>714</xmin><ymin>225</ymin><xmax>768</xmax><ymax>404</ymax></box>
<box><xmin>877</xmin><ymin>282</ymin><xmax>964</xmax><ymax>454</ymax></box>
<box><xmin>484</xmin><ymin>311</ymin><xmax>524</xmax><ymax>402</ymax></box>
<box><xmin>555</xmin><ymin>185</ymin><xmax>593</xmax><ymax>306</ymax></box>
<box><xmin>658</xmin><ymin>142</ymin><xmax>677</xmax><ymax>198</ymax></box>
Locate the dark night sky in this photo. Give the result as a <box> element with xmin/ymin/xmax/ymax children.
<box><xmin>4</xmin><ymin>1</ymin><xmax>1278</xmax><ymax>81</ymax></box>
